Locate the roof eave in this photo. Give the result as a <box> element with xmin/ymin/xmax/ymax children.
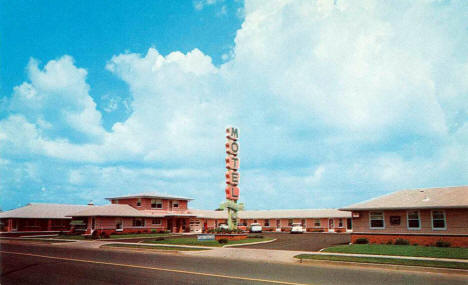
<box><xmin>340</xmin><ymin>205</ymin><xmax>468</xmax><ymax>211</ymax></box>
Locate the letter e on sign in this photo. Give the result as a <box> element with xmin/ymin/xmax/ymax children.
<box><xmin>226</xmin><ymin>127</ymin><xmax>239</xmax><ymax>141</ymax></box>
<box><xmin>225</xmin><ymin>170</ymin><xmax>240</xmax><ymax>186</ymax></box>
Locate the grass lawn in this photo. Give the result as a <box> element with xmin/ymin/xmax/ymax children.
<box><xmin>108</xmin><ymin>233</ymin><xmax>170</xmax><ymax>239</ymax></box>
<box><xmin>102</xmin><ymin>243</ymin><xmax>210</xmax><ymax>251</ymax></box>
<box><xmin>55</xmin><ymin>235</ymin><xmax>87</xmax><ymax>240</ymax></box>
<box><xmin>144</xmin><ymin>237</ymin><xmax>271</xmax><ymax>247</ymax></box>
<box><xmin>323</xmin><ymin>244</ymin><xmax>468</xmax><ymax>260</ymax></box>
<box><xmin>55</xmin><ymin>233</ymin><xmax>171</xmax><ymax>240</ymax></box>
<box><xmin>0</xmin><ymin>237</ymin><xmax>72</xmax><ymax>243</ymax></box>
<box><xmin>295</xmin><ymin>254</ymin><xmax>468</xmax><ymax>270</ymax></box>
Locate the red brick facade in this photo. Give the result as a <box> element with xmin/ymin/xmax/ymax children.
<box><xmin>352</xmin><ymin>233</ymin><xmax>468</xmax><ymax>247</ymax></box>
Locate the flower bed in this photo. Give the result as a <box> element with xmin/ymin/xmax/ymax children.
<box><xmin>215</xmin><ymin>234</ymin><xmax>248</xmax><ymax>241</ymax></box>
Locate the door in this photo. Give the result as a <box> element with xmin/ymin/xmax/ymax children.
<box><xmin>91</xmin><ymin>217</ymin><xmax>96</xmax><ymax>230</ymax></box>
<box><xmin>167</xmin><ymin>219</ymin><xmax>173</xmax><ymax>231</ymax></box>
<box><xmin>346</xmin><ymin>218</ymin><xmax>352</xmax><ymax>230</ymax></box>
<box><xmin>328</xmin><ymin>218</ymin><xmax>334</xmax><ymax>230</ymax></box>
<box><xmin>12</xmin><ymin>219</ymin><xmax>18</xmax><ymax>231</ymax></box>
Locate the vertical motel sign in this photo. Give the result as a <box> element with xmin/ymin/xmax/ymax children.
<box><xmin>223</xmin><ymin>127</ymin><xmax>243</xmax><ymax>230</ymax></box>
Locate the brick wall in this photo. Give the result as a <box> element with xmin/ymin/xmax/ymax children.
<box><xmin>351</xmin><ymin>233</ymin><xmax>468</xmax><ymax>247</ymax></box>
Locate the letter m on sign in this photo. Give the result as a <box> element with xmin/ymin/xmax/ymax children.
<box><xmin>226</xmin><ymin>127</ymin><xmax>239</xmax><ymax>140</ymax></box>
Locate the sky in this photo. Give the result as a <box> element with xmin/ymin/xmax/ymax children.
<box><xmin>1</xmin><ymin>0</ymin><xmax>468</xmax><ymax>211</ymax></box>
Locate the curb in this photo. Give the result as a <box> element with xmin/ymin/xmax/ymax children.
<box><xmin>303</xmin><ymin>252</ymin><xmax>468</xmax><ymax>264</ymax></box>
<box><xmin>296</xmin><ymin>258</ymin><xmax>468</xmax><ymax>275</ymax></box>
<box><xmin>223</xmin><ymin>238</ymin><xmax>277</xmax><ymax>248</ymax></box>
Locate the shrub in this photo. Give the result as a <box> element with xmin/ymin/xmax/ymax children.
<box><xmin>151</xmin><ymin>229</ymin><xmax>157</xmax><ymax>233</ymax></box>
<box><xmin>91</xmin><ymin>230</ymin><xmax>100</xmax><ymax>239</ymax></box>
<box><xmin>435</xmin><ymin>240</ymin><xmax>451</xmax><ymax>248</ymax></box>
<box><xmin>354</xmin><ymin>238</ymin><xmax>369</xmax><ymax>244</ymax></box>
<box><xmin>100</xmin><ymin>232</ymin><xmax>110</xmax><ymax>239</ymax></box>
<box><xmin>249</xmin><ymin>235</ymin><xmax>264</xmax><ymax>239</ymax></box>
<box><xmin>386</xmin><ymin>240</ymin><xmax>393</xmax><ymax>245</ymax></box>
<box><xmin>218</xmin><ymin>238</ymin><xmax>228</xmax><ymax>244</ymax></box>
<box><xmin>154</xmin><ymin>237</ymin><xmax>165</xmax><ymax>241</ymax></box>
<box><xmin>394</xmin><ymin>238</ymin><xmax>410</xmax><ymax>245</ymax></box>
<box><xmin>412</xmin><ymin>243</ymin><xmax>418</xmax><ymax>246</ymax></box>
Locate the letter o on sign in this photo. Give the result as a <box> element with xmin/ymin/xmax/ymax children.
<box><xmin>226</xmin><ymin>141</ymin><xmax>239</xmax><ymax>155</ymax></box>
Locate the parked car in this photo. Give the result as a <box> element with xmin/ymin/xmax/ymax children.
<box><xmin>218</xmin><ymin>223</ymin><xmax>229</xmax><ymax>230</ymax></box>
<box><xmin>250</xmin><ymin>223</ymin><xmax>262</xmax><ymax>233</ymax></box>
<box><xmin>291</xmin><ymin>223</ymin><xmax>305</xmax><ymax>234</ymax></box>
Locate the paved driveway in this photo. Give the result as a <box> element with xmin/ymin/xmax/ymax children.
<box><xmin>238</xmin><ymin>232</ymin><xmax>350</xmax><ymax>251</ymax></box>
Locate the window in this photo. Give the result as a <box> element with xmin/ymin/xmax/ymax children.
<box><xmin>152</xmin><ymin>218</ymin><xmax>162</xmax><ymax>225</ymax></box>
<box><xmin>116</xmin><ymin>219</ymin><xmax>123</xmax><ymax>231</ymax></box>
<box><xmin>338</xmin><ymin>219</ymin><xmax>343</xmax><ymax>228</ymax></box>
<box><xmin>390</xmin><ymin>216</ymin><xmax>401</xmax><ymax>225</ymax></box>
<box><xmin>241</xmin><ymin>220</ymin><xmax>247</xmax><ymax>226</ymax></box>
<box><xmin>276</xmin><ymin>219</ymin><xmax>281</xmax><ymax>228</ymax></box>
<box><xmin>407</xmin><ymin>211</ymin><xmax>420</xmax><ymax>229</ymax></box>
<box><xmin>151</xmin><ymin>199</ymin><xmax>162</xmax><ymax>209</ymax></box>
<box><xmin>369</xmin><ymin>211</ymin><xmax>385</xmax><ymax>229</ymax></box>
<box><xmin>288</xmin><ymin>219</ymin><xmax>293</xmax><ymax>226</ymax></box>
<box><xmin>301</xmin><ymin>219</ymin><xmax>306</xmax><ymax>227</ymax></box>
<box><xmin>136</xmin><ymin>198</ymin><xmax>142</xmax><ymax>207</ymax></box>
<box><xmin>313</xmin><ymin>219</ymin><xmax>321</xmax><ymax>227</ymax></box>
<box><xmin>264</xmin><ymin>219</ymin><xmax>270</xmax><ymax>227</ymax></box>
<box><xmin>173</xmin><ymin>201</ymin><xmax>179</xmax><ymax>208</ymax></box>
<box><xmin>253</xmin><ymin>219</ymin><xmax>257</xmax><ymax>223</ymax></box>
<box><xmin>132</xmin><ymin>218</ymin><xmax>145</xmax><ymax>227</ymax></box>
<box><xmin>432</xmin><ymin>210</ymin><xmax>446</xmax><ymax>230</ymax></box>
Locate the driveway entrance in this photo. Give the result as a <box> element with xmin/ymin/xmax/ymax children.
<box><xmin>239</xmin><ymin>232</ymin><xmax>350</xmax><ymax>251</ymax></box>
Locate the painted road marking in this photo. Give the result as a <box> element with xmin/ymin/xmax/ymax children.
<box><xmin>1</xmin><ymin>250</ymin><xmax>314</xmax><ymax>285</ymax></box>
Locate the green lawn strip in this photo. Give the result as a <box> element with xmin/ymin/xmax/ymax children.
<box><xmin>295</xmin><ymin>254</ymin><xmax>468</xmax><ymax>270</ymax></box>
<box><xmin>102</xmin><ymin>243</ymin><xmax>210</xmax><ymax>251</ymax></box>
<box><xmin>55</xmin><ymin>235</ymin><xmax>87</xmax><ymax>240</ymax></box>
<box><xmin>108</xmin><ymin>233</ymin><xmax>171</xmax><ymax>239</ymax></box>
<box><xmin>0</xmin><ymin>237</ymin><xmax>72</xmax><ymax>243</ymax></box>
<box><xmin>144</xmin><ymin>237</ymin><xmax>270</xmax><ymax>247</ymax></box>
<box><xmin>323</xmin><ymin>244</ymin><xmax>468</xmax><ymax>260</ymax></box>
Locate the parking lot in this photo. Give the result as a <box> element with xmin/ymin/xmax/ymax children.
<box><xmin>238</xmin><ymin>232</ymin><xmax>351</xmax><ymax>251</ymax></box>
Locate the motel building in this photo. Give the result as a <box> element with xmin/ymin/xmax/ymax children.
<box><xmin>340</xmin><ymin>186</ymin><xmax>468</xmax><ymax>247</ymax></box>
<box><xmin>0</xmin><ymin>193</ymin><xmax>351</xmax><ymax>236</ymax></box>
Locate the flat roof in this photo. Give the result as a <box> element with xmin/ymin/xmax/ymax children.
<box><xmin>105</xmin><ymin>192</ymin><xmax>193</xmax><ymax>201</ymax></box>
<box><xmin>340</xmin><ymin>186</ymin><xmax>468</xmax><ymax>211</ymax></box>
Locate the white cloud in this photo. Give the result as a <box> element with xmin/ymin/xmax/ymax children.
<box><xmin>2</xmin><ymin>0</ymin><xmax>468</xmax><ymax>210</ymax></box>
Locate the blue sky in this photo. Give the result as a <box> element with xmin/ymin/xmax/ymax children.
<box><xmin>1</xmin><ymin>0</ymin><xmax>468</xmax><ymax>211</ymax></box>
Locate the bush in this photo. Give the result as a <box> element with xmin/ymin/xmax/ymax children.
<box><xmin>435</xmin><ymin>240</ymin><xmax>451</xmax><ymax>247</ymax></box>
<box><xmin>412</xmin><ymin>243</ymin><xmax>418</xmax><ymax>246</ymax></box>
<box><xmin>354</xmin><ymin>238</ymin><xmax>369</xmax><ymax>244</ymax></box>
<box><xmin>394</xmin><ymin>238</ymin><xmax>410</xmax><ymax>245</ymax></box>
<box><xmin>100</xmin><ymin>232</ymin><xmax>110</xmax><ymax>239</ymax></box>
<box><xmin>249</xmin><ymin>235</ymin><xmax>264</xmax><ymax>239</ymax></box>
<box><xmin>386</xmin><ymin>240</ymin><xmax>393</xmax><ymax>245</ymax></box>
<box><xmin>151</xmin><ymin>229</ymin><xmax>157</xmax><ymax>233</ymax></box>
<box><xmin>91</xmin><ymin>230</ymin><xmax>100</xmax><ymax>239</ymax></box>
<box><xmin>154</xmin><ymin>237</ymin><xmax>165</xmax><ymax>241</ymax></box>
<box><xmin>218</xmin><ymin>238</ymin><xmax>228</xmax><ymax>244</ymax></box>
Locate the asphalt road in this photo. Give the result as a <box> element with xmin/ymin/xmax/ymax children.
<box><xmin>1</xmin><ymin>242</ymin><xmax>467</xmax><ymax>285</ymax></box>
<box><xmin>238</xmin><ymin>232</ymin><xmax>351</xmax><ymax>251</ymax></box>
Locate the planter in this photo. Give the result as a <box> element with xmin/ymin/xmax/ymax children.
<box><xmin>215</xmin><ymin>234</ymin><xmax>248</xmax><ymax>241</ymax></box>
